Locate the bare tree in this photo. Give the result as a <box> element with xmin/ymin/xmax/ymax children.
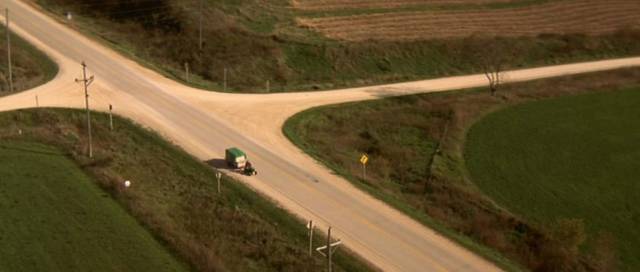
<box><xmin>481</xmin><ymin>50</ymin><xmax>504</xmax><ymax>96</ymax></box>
<box><xmin>469</xmin><ymin>37</ymin><xmax>512</xmax><ymax>96</ymax></box>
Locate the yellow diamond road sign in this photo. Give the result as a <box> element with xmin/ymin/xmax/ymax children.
<box><xmin>360</xmin><ymin>154</ymin><xmax>369</xmax><ymax>165</ymax></box>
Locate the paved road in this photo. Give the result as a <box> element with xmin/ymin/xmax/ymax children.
<box><xmin>2</xmin><ymin>1</ymin><xmax>640</xmax><ymax>271</ymax></box>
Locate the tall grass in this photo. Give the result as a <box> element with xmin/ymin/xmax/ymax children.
<box><xmin>0</xmin><ymin>25</ymin><xmax>58</xmax><ymax>94</ymax></box>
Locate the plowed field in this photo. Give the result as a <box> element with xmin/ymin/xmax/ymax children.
<box><xmin>297</xmin><ymin>0</ymin><xmax>640</xmax><ymax>41</ymax></box>
<box><xmin>292</xmin><ymin>0</ymin><xmax>518</xmax><ymax>10</ymax></box>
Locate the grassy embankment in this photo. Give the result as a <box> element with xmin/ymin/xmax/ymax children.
<box><xmin>465</xmin><ymin>87</ymin><xmax>640</xmax><ymax>272</ymax></box>
<box><xmin>0</xmin><ymin>25</ymin><xmax>58</xmax><ymax>95</ymax></box>
<box><xmin>0</xmin><ymin>109</ymin><xmax>370</xmax><ymax>272</ymax></box>
<box><xmin>283</xmin><ymin>68</ymin><xmax>640</xmax><ymax>271</ymax></box>
<box><xmin>0</xmin><ymin>141</ymin><xmax>188</xmax><ymax>272</ymax></box>
<box><xmin>33</xmin><ymin>0</ymin><xmax>640</xmax><ymax>92</ymax></box>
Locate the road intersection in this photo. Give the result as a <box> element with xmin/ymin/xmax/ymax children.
<box><xmin>2</xmin><ymin>1</ymin><xmax>640</xmax><ymax>271</ymax></box>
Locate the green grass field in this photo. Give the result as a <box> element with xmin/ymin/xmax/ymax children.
<box><xmin>0</xmin><ymin>141</ymin><xmax>187</xmax><ymax>272</ymax></box>
<box><xmin>465</xmin><ymin>86</ymin><xmax>640</xmax><ymax>271</ymax></box>
<box><xmin>0</xmin><ymin>109</ymin><xmax>368</xmax><ymax>272</ymax></box>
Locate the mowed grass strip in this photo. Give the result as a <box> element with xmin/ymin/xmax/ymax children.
<box><xmin>465</xmin><ymin>87</ymin><xmax>640</xmax><ymax>271</ymax></box>
<box><xmin>0</xmin><ymin>141</ymin><xmax>187</xmax><ymax>272</ymax></box>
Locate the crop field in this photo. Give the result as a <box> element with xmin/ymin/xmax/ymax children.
<box><xmin>465</xmin><ymin>86</ymin><xmax>640</xmax><ymax>271</ymax></box>
<box><xmin>0</xmin><ymin>141</ymin><xmax>187</xmax><ymax>272</ymax></box>
<box><xmin>292</xmin><ymin>0</ymin><xmax>518</xmax><ymax>10</ymax></box>
<box><xmin>297</xmin><ymin>0</ymin><xmax>640</xmax><ymax>41</ymax></box>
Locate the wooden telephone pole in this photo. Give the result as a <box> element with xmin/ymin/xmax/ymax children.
<box><xmin>6</xmin><ymin>8</ymin><xmax>13</xmax><ymax>92</ymax></box>
<box><xmin>75</xmin><ymin>62</ymin><xmax>95</xmax><ymax>158</ymax></box>
<box><xmin>198</xmin><ymin>0</ymin><xmax>203</xmax><ymax>50</ymax></box>
<box><xmin>316</xmin><ymin>227</ymin><xmax>342</xmax><ymax>272</ymax></box>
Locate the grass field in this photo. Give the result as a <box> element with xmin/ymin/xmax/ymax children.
<box><xmin>0</xmin><ymin>109</ymin><xmax>369</xmax><ymax>272</ymax></box>
<box><xmin>284</xmin><ymin>68</ymin><xmax>640</xmax><ymax>271</ymax></box>
<box><xmin>0</xmin><ymin>25</ymin><xmax>58</xmax><ymax>95</ymax></box>
<box><xmin>33</xmin><ymin>0</ymin><xmax>640</xmax><ymax>92</ymax></box>
<box><xmin>0</xmin><ymin>141</ymin><xmax>187</xmax><ymax>272</ymax></box>
<box><xmin>465</xmin><ymin>87</ymin><xmax>640</xmax><ymax>272</ymax></box>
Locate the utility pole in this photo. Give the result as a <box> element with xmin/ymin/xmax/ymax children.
<box><xmin>6</xmin><ymin>8</ymin><xmax>13</xmax><ymax>92</ymax></box>
<box><xmin>316</xmin><ymin>227</ymin><xmax>342</xmax><ymax>272</ymax></box>
<box><xmin>198</xmin><ymin>0</ymin><xmax>203</xmax><ymax>51</ymax></box>
<box><xmin>266</xmin><ymin>80</ymin><xmax>270</xmax><ymax>93</ymax></box>
<box><xmin>109</xmin><ymin>104</ymin><xmax>113</xmax><ymax>131</ymax></box>
<box><xmin>75</xmin><ymin>61</ymin><xmax>95</xmax><ymax>158</ymax></box>
<box><xmin>35</xmin><ymin>95</ymin><xmax>38</xmax><ymax>107</ymax></box>
<box><xmin>326</xmin><ymin>227</ymin><xmax>332</xmax><ymax>272</ymax></box>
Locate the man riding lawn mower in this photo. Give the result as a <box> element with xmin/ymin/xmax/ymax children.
<box><xmin>225</xmin><ymin>147</ymin><xmax>258</xmax><ymax>176</ymax></box>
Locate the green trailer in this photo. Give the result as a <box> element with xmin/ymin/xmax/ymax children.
<box><xmin>225</xmin><ymin>147</ymin><xmax>258</xmax><ymax>175</ymax></box>
<box><xmin>225</xmin><ymin>147</ymin><xmax>247</xmax><ymax>169</ymax></box>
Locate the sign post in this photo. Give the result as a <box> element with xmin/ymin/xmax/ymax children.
<box><xmin>109</xmin><ymin>104</ymin><xmax>113</xmax><ymax>131</ymax></box>
<box><xmin>359</xmin><ymin>154</ymin><xmax>369</xmax><ymax>181</ymax></box>
<box><xmin>307</xmin><ymin>220</ymin><xmax>314</xmax><ymax>256</ymax></box>
<box><xmin>216</xmin><ymin>171</ymin><xmax>222</xmax><ymax>194</ymax></box>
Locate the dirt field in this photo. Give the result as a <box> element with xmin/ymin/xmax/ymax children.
<box><xmin>292</xmin><ymin>0</ymin><xmax>519</xmax><ymax>10</ymax></box>
<box><xmin>297</xmin><ymin>0</ymin><xmax>640</xmax><ymax>41</ymax></box>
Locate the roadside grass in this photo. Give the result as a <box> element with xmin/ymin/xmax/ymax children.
<box><xmin>283</xmin><ymin>98</ymin><xmax>523</xmax><ymax>271</ymax></box>
<box><xmin>0</xmin><ymin>109</ymin><xmax>370</xmax><ymax>272</ymax></box>
<box><xmin>0</xmin><ymin>25</ymin><xmax>58</xmax><ymax>95</ymax></box>
<box><xmin>0</xmin><ymin>141</ymin><xmax>188</xmax><ymax>272</ymax></box>
<box><xmin>465</xmin><ymin>87</ymin><xmax>640</xmax><ymax>272</ymax></box>
<box><xmin>283</xmin><ymin>68</ymin><xmax>640</xmax><ymax>271</ymax></box>
<box><xmin>32</xmin><ymin>0</ymin><xmax>640</xmax><ymax>92</ymax></box>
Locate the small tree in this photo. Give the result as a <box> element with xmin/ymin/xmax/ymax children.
<box><xmin>481</xmin><ymin>50</ymin><xmax>504</xmax><ymax>97</ymax></box>
<box><xmin>538</xmin><ymin>218</ymin><xmax>586</xmax><ymax>271</ymax></box>
<box><xmin>468</xmin><ymin>37</ymin><xmax>512</xmax><ymax>96</ymax></box>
